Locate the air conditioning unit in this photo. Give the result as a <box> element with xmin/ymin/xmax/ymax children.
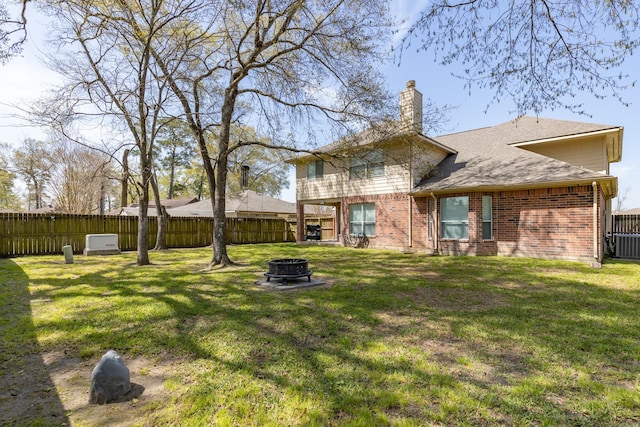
<box><xmin>614</xmin><ymin>234</ymin><xmax>640</xmax><ymax>259</ymax></box>
<box><xmin>83</xmin><ymin>234</ymin><xmax>121</xmax><ymax>256</ymax></box>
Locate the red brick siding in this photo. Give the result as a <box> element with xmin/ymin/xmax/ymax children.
<box><xmin>431</xmin><ymin>186</ymin><xmax>600</xmax><ymax>261</ymax></box>
<box><xmin>341</xmin><ymin>185</ymin><xmax>603</xmax><ymax>262</ymax></box>
<box><xmin>341</xmin><ymin>194</ymin><xmax>412</xmax><ymax>249</ymax></box>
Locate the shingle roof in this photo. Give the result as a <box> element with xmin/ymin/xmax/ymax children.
<box><xmin>166</xmin><ymin>190</ymin><xmax>301</xmax><ymax>217</ymax></box>
<box><xmin>288</xmin><ymin>121</ymin><xmax>455</xmax><ymax>163</ymax></box>
<box><xmin>614</xmin><ymin>208</ymin><xmax>640</xmax><ymax>215</ymax></box>
<box><xmin>471</xmin><ymin>116</ymin><xmax>619</xmax><ymax>145</ymax></box>
<box><xmin>411</xmin><ymin>116</ymin><xmax>618</xmax><ymax>195</ymax></box>
<box><xmin>225</xmin><ymin>190</ymin><xmax>297</xmax><ymax>214</ymax></box>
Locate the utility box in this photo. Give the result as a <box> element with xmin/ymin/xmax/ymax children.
<box><xmin>83</xmin><ymin>234</ymin><xmax>121</xmax><ymax>256</ymax></box>
<box><xmin>614</xmin><ymin>233</ymin><xmax>640</xmax><ymax>259</ymax></box>
<box><xmin>62</xmin><ymin>245</ymin><xmax>74</xmax><ymax>264</ymax></box>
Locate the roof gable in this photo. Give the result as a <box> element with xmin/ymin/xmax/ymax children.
<box><xmin>412</xmin><ymin>117</ymin><xmax>619</xmax><ymax>195</ymax></box>
<box><xmin>287</xmin><ymin>121</ymin><xmax>456</xmax><ymax>164</ymax></box>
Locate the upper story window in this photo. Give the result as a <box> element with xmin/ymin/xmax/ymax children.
<box><xmin>441</xmin><ymin>196</ymin><xmax>469</xmax><ymax>239</ymax></box>
<box><xmin>349</xmin><ymin>150</ymin><xmax>384</xmax><ymax>180</ymax></box>
<box><xmin>307</xmin><ymin>159</ymin><xmax>324</xmax><ymax>180</ymax></box>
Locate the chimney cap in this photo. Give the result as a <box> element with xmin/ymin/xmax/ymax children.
<box><xmin>406</xmin><ymin>80</ymin><xmax>416</xmax><ymax>88</ymax></box>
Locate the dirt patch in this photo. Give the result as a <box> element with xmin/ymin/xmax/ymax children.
<box><xmin>0</xmin><ymin>350</ymin><xmax>179</xmax><ymax>426</ymax></box>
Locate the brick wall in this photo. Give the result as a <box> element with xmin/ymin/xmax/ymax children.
<box><xmin>341</xmin><ymin>185</ymin><xmax>602</xmax><ymax>262</ymax></box>
<box><xmin>431</xmin><ymin>186</ymin><xmax>600</xmax><ymax>262</ymax></box>
<box><xmin>341</xmin><ymin>193</ymin><xmax>413</xmax><ymax>250</ymax></box>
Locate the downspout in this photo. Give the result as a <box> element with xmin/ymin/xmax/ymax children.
<box><xmin>408</xmin><ymin>140</ymin><xmax>413</xmax><ymax>248</ymax></box>
<box><xmin>592</xmin><ymin>182</ymin><xmax>599</xmax><ymax>261</ymax></box>
<box><xmin>430</xmin><ymin>192</ymin><xmax>438</xmax><ymax>252</ymax></box>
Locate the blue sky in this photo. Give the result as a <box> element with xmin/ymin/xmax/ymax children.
<box><xmin>1</xmin><ymin>2</ymin><xmax>638</xmax><ymax>209</ymax></box>
<box><xmin>375</xmin><ymin>1</ymin><xmax>640</xmax><ymax>211</ymax></box>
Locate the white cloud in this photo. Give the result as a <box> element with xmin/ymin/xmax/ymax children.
<box><xmin>389</xmin><ymin>0</ymin><xmax>430</xmax><ymax>47</ymax></box>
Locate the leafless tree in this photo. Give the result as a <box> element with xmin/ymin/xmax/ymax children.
<box><xmin>46</xmin><ymin>139</ymin><xmax>117</xmax><ymax>214</ymax></box>
<box><xmin>40</xmin><ymin>0</ymin><xmax>188</xmax><ymax>264</ymax></box>
<box><xmin>146</xmin><ymin>0</ymin><xmax>394</xmax><ymax>266</ymax></box>
<box><xmin>0</xmin><ymin>1</ymin><xmax>28</xmax><ymax>64</ymax></box>
<box><xmin>406</xmin><ymin>0</ymin><xmax>640</xmax><ymax>115</ymax></box>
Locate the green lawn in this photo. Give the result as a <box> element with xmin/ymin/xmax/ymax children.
<box><xmin>1</xmin><ymin>244</ymin><xmax>639</xmax><ymax>426</ymax></box>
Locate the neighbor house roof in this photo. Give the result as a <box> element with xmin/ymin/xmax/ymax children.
<box><xmin>411</xmin><ymin>117</ymin><xmax>618</xmax><ymax>197</ymax></box>
<box><xmin>614</xmin><ymin>208</ymin><xmax>640</xmax><ymax>215</ymax></box>
<box><xmin>159</xmin><ymin>190</ymin><xmax>308</xmax><ymax>217</ymax></box>
<box><xmin>128</xmin><ymin>197</ymin><xmax>199</xmax><ymax>209</ymax></box>
<box><xmin>226</xmin><ymin>190</ymin><xmax>297</xmax><ymax>215</ymax></box>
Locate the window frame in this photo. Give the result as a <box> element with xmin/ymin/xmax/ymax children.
<box><xmin>306</xmin><ymin>159</ymin><xmax>324</xmax><ymax>180</ymax></box>
<box><xmin>482</xmin><ymin>195</ymin><xmax>493</xmax><ymax>240</ymax></box>
<box><xmin>349</xmin><ymin>203</ymin><xmax>376</xmax><ymax>236</ymax></box>
<box><xmin>349</xmin><ymin>150</ymin><xmax>385</xmax><ymax>180</ymax></box>
<box><xmin>440</xmin><ymin>196</ymin><xmax>469</xmax><ymax>240</ymax></box>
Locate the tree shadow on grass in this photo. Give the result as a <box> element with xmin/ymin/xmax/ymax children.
<box><xmin>0</xmin><ymin>259</ymin><xmax>70</xmax><ymax>426</ymax></box>
<box><xmin>12</xmin><ymin>248</ymin><xmax>640</xmax><ymax>424</ymax></box>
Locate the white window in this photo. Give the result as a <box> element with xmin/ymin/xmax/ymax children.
<box><xmin>441</xmin><ymin>196</ymin><xmax>469</xmax><ymax>239</ymax></box>
<box><xmin>349</xmin><ymin>203</ymin><xmax>376</xmax><ymax>236</ymax></box>
<box><xmin>482</xmin><ymin>195</ymin><xmax>493</xmax><ymax>240</ymax></box>
<box><xmin>307</xmin><ymin>159</ymin><xmax>324</xmax><ymax>179</ymax></box>
<box><xmin>349</xmin><ymin>150</ymin><xmax>384</xmax><ymax>179</ymax></box>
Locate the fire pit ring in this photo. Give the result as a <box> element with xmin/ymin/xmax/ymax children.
<box><xmin>265</xmin><ymin>258</ymin><xmax>312</xmax><ymax>285</ymax></box>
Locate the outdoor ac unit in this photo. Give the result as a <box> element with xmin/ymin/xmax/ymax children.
<box><xmin>83</xmin><ymin>234</ymin><xmax>121</xmax><ymax>256</ymax></box>
<box><xmin>614</xmin><ymin>234</ymin><xmax>640</xmax><ymax>259</ymax></box>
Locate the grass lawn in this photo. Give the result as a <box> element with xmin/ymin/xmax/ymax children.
<box><xmin>1</xmin><ymin>244</ymin><xmax>639</xmax><ymax>426</ymax></box>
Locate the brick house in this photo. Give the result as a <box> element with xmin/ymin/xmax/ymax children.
<box><xmin>289</xmin><ymin>81</ymin><xmax>623</xmax><ymax>265</ymax></box>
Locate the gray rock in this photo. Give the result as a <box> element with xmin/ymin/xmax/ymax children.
<box><xmin>89</xmin><ymin>350</ymin><xmax>131</xmax><ymax>404</ymax></box>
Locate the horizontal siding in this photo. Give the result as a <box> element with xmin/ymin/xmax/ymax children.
<box><xmin>296</xmin><ymin>141</ymin><xmax>449</xmax><ymax>201</ymax></box>
<box><xmin>519</xmin><ymin>136</ymin><xmax>607</xmax><ymax>173</ymax></box>
<box><xmin>298</xmin><ymin>163</ymin><xmax>410</xmax><ymax>200</ymax></box>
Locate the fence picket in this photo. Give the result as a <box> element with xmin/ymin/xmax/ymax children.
<box><xmin>0</xmin><ymin>213</ymin><xmax>300</xmax><ymax>257</ymax></box>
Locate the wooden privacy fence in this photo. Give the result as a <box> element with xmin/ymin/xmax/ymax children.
<box><xmin>612</xmin><ymin>214</ymin><xmax>640</xmax><ymax>234</ymax></box>
<box><xmin>0</xmin><ymin>212</ymin><xmax>296</xmax><ymax>257</ymax></box>
<box><xmin>303</xmin><ymin>216</ymin><xmax>337</xmax><ymax>240</ymax></box>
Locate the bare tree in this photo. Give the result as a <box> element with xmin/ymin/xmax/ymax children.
<box><xmin>47</xmin><ymin>139</ymin><xmax>117</xmax><ymax>214</ymax></box>
<box><xmin>0</xmin><ymin>1</ymin><xmax>28</xmax><ymax>64</ymax></box>
<box><xmin>146</xmin><ymin>0</ymin><xmax>393</xmax><ymax>266</ymax></box>
<box><xmin>41</xmin><ymin>0</ymin><xmax>185</xmax><ymax>265</ymax></box>
<box><xmin>615</xmin><ymin>187</ymin><xmax>630</xmax><ymax>212</ymax></box>
<box><xmin>407</xmin><ymin>0</ymin><xmax>640</xmax><ymax>115</ymax></box>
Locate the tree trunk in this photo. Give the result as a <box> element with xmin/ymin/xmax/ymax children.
<box><xmin>168</xmin><ymin>146</ymin><xmax>176</xmax><ymax>199</ymax></box>
<box><xmin>210</xmin><ymin>84</ymin><xmax>237</xmax><ymax>267</ymax></box>
<box><xmin>121</xmin><ymin>149</ymin><xmax>130</xmax><ymax>208</ymax></box>
<box><xmin>150</xmin><ymin>171</ymin><xmax>168</xmax><ymax>250</ymax></box>
<box><xmin>137</xmin><ymin>193</ymin><xmax>150</xmax><ymax>265</ymax></box>
<box><xmin>136</xmin><ymin>164</ymin><xmax>151</xmax><ymax>266</ymax></box>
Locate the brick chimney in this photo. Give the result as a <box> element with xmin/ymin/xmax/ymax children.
<box><xmin>399</xmin><ymin>80</ymin><xmax>423</xmax><ymax>133</ymax></box>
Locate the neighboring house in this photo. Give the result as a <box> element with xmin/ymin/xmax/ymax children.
<box><xmin>614</xmin><ymin>208</ymin><xmax>640</xmax><ymax>215</ymax></box>
<box><xmin>153</xmin><ymin>190</ymin><xmax>306</xmax><ymax>220</ymax></box>
<box><xmin>289</xmin><ymin>80</ymin><xmax>623</xmax><ymax>265</ymax></box>
<box><xmin>107</xmin><ymin>197</ymin><xmax>199</xmax><ymax>216</ymax></box>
